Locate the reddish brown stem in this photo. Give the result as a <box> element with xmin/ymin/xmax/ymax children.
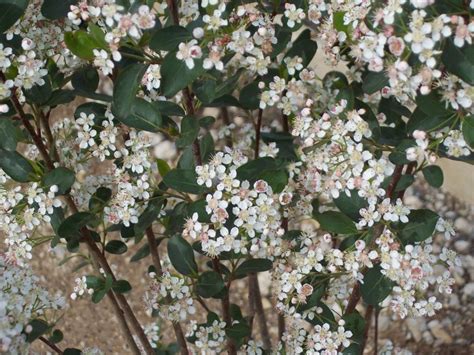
<box><xmin>212</xmin><ymin>259</ymin><xmax>237</xmax><ymax>355</ymax></box>
<box><xmin>254</xmin><ymin>108</ymin><xmax>263</xmax><ymax>159</ymax></box>
<box><xmin>39</xmin><ymin>336</ymin><xmax>63</xmax><ymax>354</ymax></box>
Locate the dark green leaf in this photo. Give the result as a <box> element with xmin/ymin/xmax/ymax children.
<box><xmin>163</xmin><ymin>169</ymin><xmax>204</xmax><ymax>194</ymax></box>
<box><xmin>167</xmin><ymin>235</ymin><xmax>198</xmax><ymax>276</ymax></box>
<box><xmin>398</xmin><ymin>209</ymin><xmax>439</xmax><ymax>244</ymax></box>
<box><xmin>197</xmin><ymin>271</ymin><xmax>225</xmax><ymax>298</ymax></box>
<box><xmin>334</xmin><ymin>190</ymin><xmax>368</xmax><ymax>221</ymax></box>
<box><xmin>462</xmin><ymin>116</ymin><xmax>474</xmax><ymax>149</ymax></box>
<box><xmin>0</xmin><ymin>149</ymin><xmax>36</xmax><ymax>182</ymax></box>
<box><xmin>362</xmin><ymin>71</ymin><xmax>388</xmax><ymax>94</ymax></box>
<box><xmin>315</xmin><ymin>211</ymin><xmax>358</xmax><ymax>235</ymax></box>
<box><xmin>225</xmin><ymin>322</ymin><xmax>250</xmax><ymax>342</ymax></box>
<box><xmin>360</xmin><ymin>265</ymin><xmax>394</xmax><ymax>305</ymax></box>
<box><xmin>25</xmin><ymin>78</ymin><xmax>52</xmax><ymax>105</ymax></box>
<box><xmin>41</xmin><ymin>0</ymin><xmax>77</xmax><ymax>20</ymax></box>
<box><xmin>422</xmin><ymin>165</ymin><xmax>443</xmax><ymax>188</ymax></box>
<box><xmin>0</xmin><ymin>118</ymin><xmax>17</xmax><ymax>151</ymax></box>
<box><xmin>160</xmin><ymin>51</ymin><xmax>204</xmax><ymax>97</ymax></box>
<box><xmin>239</xmin><ymin>81</ymin><xmax>260</xmax><ymax>110</ymax></box>
<box><xmin>71</xmin><ymin>66</ymin><xmax>99</xmax><ymax>93</ymax></box>
<box><xmin>0</xmin><ymin>0</ymin><xmax>29</xmax><ymax>33</ymax></box>
<box><xmin>49</xmin><ymin>329</ymin><xmax>64</xmax><ymax>344</ymax></box>
<box><xmin>134</xmin><ymin>198</ymin><xmax>164</xmax><ymax>236</ymax></box>
<box><xmin>193</xmin><ymin>79</ymin><xmax>217</xmax><ymax>104</ymax></box>
<box><xmin>117</xmin><ymin>97</ymin><xmax>162</xmax><ymax>132</ymax></box>
<box><xmin>112</xmin><ymin>279</ymin><xmax>132</xmax><ymax>293</ymax></box>
<box><xmin>112</xmin><ymin>63</ymin><xmax>147</xmax><ymax>119</ymax></box>
<box><xmin>58</xmin><ymin>212</ymin><xmax>96</xmax><ymax>239</ymax></box>
<box><xmin>236</xmin><ymin>157</ymin><xmax>277</xmax><ymax>182</ymax></box>
<box><xmin>235</xmin><ymin>259</ymin><xmax>272</xmax><ymax>277</ymax></box>
<box><xmin>200</xmin><ymin>132</ymin><xmax>215</xmax><ymax>162</ymax></box>
<box><xmin>149</xmin><ymin>25</ymin><xmax>192</xmax><ymax>52</ymax></box>
<box><xmin>88</xmin><ymin>187</ymin><xmax>112</xmax><ymax>211</ymax></box>
<box><xmin>153</xmin><ymin>101</ymin><xmax>185</xmax><ymax>116</ymax></box>
<box><xmin>45</xmin><ymin>90</ymin><xmax>76</xmax><ymax>107</ymax></box>
<box><xmin>130</xmin><ymin>243</ymin><xmax>150</xmax><ymax>262</ymax></box>
<box><xmin>26</xmin><ymin>319</ymin><xmax>50</xmax><ymax>343</ymax></box>
<box><xmin>105</xmin><ymin>240</ymin><xmax>128</xmax><ymax>254</ymax></box>
<box><xmin>42</xmin><ymin>167</ymin><xmax>75</xmax><ymax>194</ymax></box>
<box><xmin>442</xmin><ymin>40</ymin><xmax>474</xmax><ymax>85</ymax></box>
<box><xmin>177</xmin><ymin>116</ymin><xmax>199</xmax><ymax>148</ymax></box>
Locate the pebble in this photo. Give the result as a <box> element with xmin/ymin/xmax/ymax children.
<box><xmin>454</xmin><ymin>240</ymin><xmax>470</xmax><ymax>253</ymax></box>
<box><xmin>428</xmin><ymin>320</ymin><xmax>453</xmax><ymax>344</ymax></box>
<box><xmin>454</xmin><ymin>217</ymin><xmax>471</xmax><ymax>234</ymax></box>
<box><xmin>462</xmin><ymin>282</ymin><xmax>474</xmax><ymax>300</ymax></box>
<box><xmin>406</xmin><ymin>318</ymin><xmax>425</xmax><ymax>342</ymax></box>
<box><xmin>422</xmin><ymin>330</ymin><xmax>434</xmax><ymax>345</ymax></box>
<box><xmin>405</xmin><ymin>195</ymin><xmax>423</xmax><ymax>209</ymax></box>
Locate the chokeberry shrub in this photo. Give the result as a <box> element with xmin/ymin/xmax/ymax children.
<box><xmin>0</xmin><ymin>0</ymin><xmax>472</xmax><ymax>354</ymax></box>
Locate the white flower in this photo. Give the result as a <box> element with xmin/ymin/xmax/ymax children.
<box><xmin>176</xmin><ymin>40</ymin><xmax>202</xmax><ymax>69</ymax></box>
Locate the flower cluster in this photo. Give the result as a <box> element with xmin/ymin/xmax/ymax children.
<box><xmin>0</xmin><ymin>254</ymin><xmax>65</xmax><ymax>353</ymax></box>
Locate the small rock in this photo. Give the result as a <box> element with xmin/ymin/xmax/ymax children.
<box><xmin>405</xmin><ymin>195</ymin><xmax>423</xmax><ymax>209</ymax></box>
<box><xmin>428</xmin><ymin>320</ymin><xmax>453</xmax><ymax>344</ymax></box>
<box><xmin>462</xmin><ymin>282</ymin><xmax>474</xmax><ymax>300</ymax></box>
<box><xmin>422</xmin><ymin>330</ymin><xmax>434</xmax><ymax>345</ymax></box>
<box><xmin>448</xmin><ymin>293</ymin><xmax>460</xmax><ymax>308</ymax></box>
<box><xmin>454</xmin><ymin>240</ymin><xmax>470</xmax><ymax>254</ymax></box>
<box><xmin>454</xmin><ymin>217</ymin><xmax>471</xmax><ymax>234</ymax></box>
<box><xmin>406</xmin><ymin>318</ymin><xmax>425</xmax><ymax>342</ymax></box>
<box><xmin>378</xmin><ymin>314</ymin><xmax>390</xmax><ymax>333</ymax></box>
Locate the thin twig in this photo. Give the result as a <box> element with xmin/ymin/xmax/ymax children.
<box><xmin>39</xmin><ymin>336</ymin><xmax>63</xmax><ymax>354</ymax></box>
<box><xmin>254</xmin><ymin>108</ymin><xmax>263</xmax><ymax>159</ymax></box>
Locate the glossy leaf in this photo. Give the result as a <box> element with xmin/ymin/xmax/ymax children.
<box><xmin>149</xmin><ymin>25</ymin><xmax>192</xmax><ymax>52</ymax></box>
<box><xmin>112</xmin><ymin>63</ymin><xmax>147</xmax><ymax>119</ymax></box>
<box><xmin>197</xmin><ymin>271</ymin><xmax>225</xmax><ymax>298</ymax></box>
<box><xmin>235</xmin><ymin>259</ymin><xmax>272</xmax><ymax>277</ymax></box>
<box><xmin>167</xmin><ymin>235</ymin><xmax>198</xmax><ymax>276</ymax></box>
<box><xmin>163</xmin><ymin>169</ymin><xmax>205</xmax><ymax>194</ymax></box>
<box><xmin>315</xmin><ymin>211</ymin><xmax>358</xmax><ymax>235</ymax></box>
<box><xmin>398</xmin><ymin>209</ymin><xmax>439</xmax><ymax>244</ymax></box>
<box><xmin>360</xmin><ymin>265</ymin><xmax>395</xmax><ymax>305</ymax></box>
<box><xmin>105</xmin><ymin>240</ymin><xmax>128</xmax><ymax>254</ymax></box>
<box><xmin>0</xmin><ymin>149</ymin><xmax>36</xmax><ymax>183</ymax></box>
<box><xmin>422</xmin><ymin>165</ymin><xmax>444</xmax><ymax>188</ymax></box>
<box><xmin>0</xmin><ymin>118</ymin><xmax>17</xmax><ymax>151</ymax></box>
<box><xmin>0</xmin><ymin>0</ymin><xmax>29</xmax><ymax>33</ymax></box>
<box><xmin>42</xmin><ymin>167</ymin><xmax>75</xmax><ymax>194</ymax></box>
<box><xmin>117</xmin><ymin>97</ymin><xmax>162</xmax><ymax>132</ymax></box>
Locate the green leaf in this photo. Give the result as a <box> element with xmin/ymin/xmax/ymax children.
<box><xmin>71</xmin><ymin>66</ymin><xmax>99</xmax><ymax>94</ymax></box>
<box><xmin>42</xmin><ymin>167</ymin><xmax>75</xmax><ymax>194</ymax></box>
<box><xmin>0</xmin><ymin>149</ymin><xmax>36</xmax><ymax>182</ymax></box>
<box><xmin>284</xmin><ymin>29</ymin><xmax>317</xmax><ymax>67</ymax></box>
<box><xmin>236</xmin><ymin>157</ymin><xmax>278</xmax><ymax>182</ymax></box>
<box><xmin>49</xmin><ymin>329</ymin><xmax>64</xmax><ymax>344</ymax></box>
<box><xmin>239</xmin><ymin>81</ymin><xmax>260</xmax><ymax>110</ymax></box>
<box><xmin>117</xmin><ymin>98</ymin><xmax>162</xmax><ymax>132</ymax></box>
<box><xmin>58</xmin><ymin>212</ymin><xmax>96</xmax><ymax>239</ymax></box>
<box><xmin>153</xmin><ymin>101</ymin><xmax>185</xmax><ymax>116</ymax></box>
<box><xmin>112</xmin><ymin>63</ymin><xmax>147</xmax><ymax>119</ymax></box>
<box><xmin>193</xmin><ymin>79</ymin><xmax>217</xmax><ymax>104</ymax></box>
<box><xmin>177</xmin><ymin>116</ymin><xmax>199</xmax><ymax>148</ymax></box>
<box><xmin>462</xmin><ymin>116</ymin><xmax>474</xmax><ymax>149</ymax></box>
<box><xmin>362</xmin><ymin>71</ymin><xmax>388</xmax><ymax>94</ymax></box>
<box><xmin>149</xmin><ymin>25</ymin><xmax>192</xmax><ymax>52</ymax></box>
<box><xmin>26</xmin><ymin>319</ymin><xmax>50</xmax><ymax>343</ymax></box>
<box><xmin>64</xmin><ymin>30</ymin><xmax>103</xmax><ymax>60</ymax></box>
<box><xmin>163</xmin><ymin>169</ymin><xmax>205</xmax><ymax>194</ymax></box>
<box><xmin>88</xmin><ymin>187</ymin><xmax>112</xmax><ymax>211</ymax></box>
<box><xmin>197</xmin><ymin>271</ymin><xmax>225</xmax><ymax>298</ymax></box>
<box><xmin>200</xmin><ymin>132</ymin><xmax>215</xmax><ymax>163</ymax></box>
<box><xmin>259</xmin><ymin>169</ymin><xmax>288</xmax><ymax>193</ymax></box>
<box><xmin>112</xmin><ymin>279</ymin><xmax>132</xmax><ymax>293</ymax></box>
<box><xmin>64</xmin><ymin>349</ymin><xmax>82</xmax><ymax>355</ymax></box>
<box><xmin>315</xmin><ymin>211</ymin><xmax>358</xmax><ymax>235</ymax></box>
<box><xmin>0</xmin><ymin>118</ymin><xmax>18</xmax><ymax>151</ymax></box>
<box><xmin>105</xmin><ymin>240</ymin><xmax>128</xmax><ymax>254</ymax></box>
<box><xmin>442</xmin><ymin>40</ymin><xmax>474</xmax><ymax>85</ymax></box>
<box><xmin>130</xmin><ymin>243</ymin><xmax>150</xmax><ymax>262</ymax></box>
<box><xmin>235</xmin><ymin>259</ymin><xmax>272</xmax><ymax>277</ymax></box>
<box><xmin>398</xmin><ymin>209</ymin><xmax>439</xmax><ymax>244</ymax></box>
<box><xmin>41</xmin><ymin>0</ymin><xmax>77</xmax><ymax>20</ymax></box>
<box><xmin>360</xmin><ymin>265</ymin><xmax>395</xmax><ymax>305</ymax></box>
<box><xmin>160</xmin><ymin>51</ymin><xmax>204</xmax><ymax>97</ymax></box>
<box><xmin>225</xmin><ymin>321</ymin><xmax>251</xmax><ymax>342</ymax></box>
<box><xmin>167</xmin><ymin>235</ymin><xmax>198</xmax><ymax>276</ymax></box>
<box><xmin>422</xmin><ymin>165</ymin><xmax>444</xmax><ymax>188</ymax></box>
<box><xmin>134</xmin><ymin>198</ymin><xmax>164</xmax><ymax>236</ymax></box>
<box><xmin>45</xmin><ymin>90</ymin><xmax>76</xmax><ymax>107</ymax></box>
<box><xmin>334</xmin><ymin>190</ymin><xmax>368</xmax><ymax>221</ymax></box>
<box><xmin>394</xmin><ymin>174</ymin><xmax>415</xmax><ymax>192</ymax></box>
<box><xmin>24</xmin><ymin>77</ymin><xmax>52</xmax><ymax>105</ymax></box>
<box><xmin>0</xmin><ymin>0</ymin><xmax>29</xmax><ymax>33</ymax></box>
